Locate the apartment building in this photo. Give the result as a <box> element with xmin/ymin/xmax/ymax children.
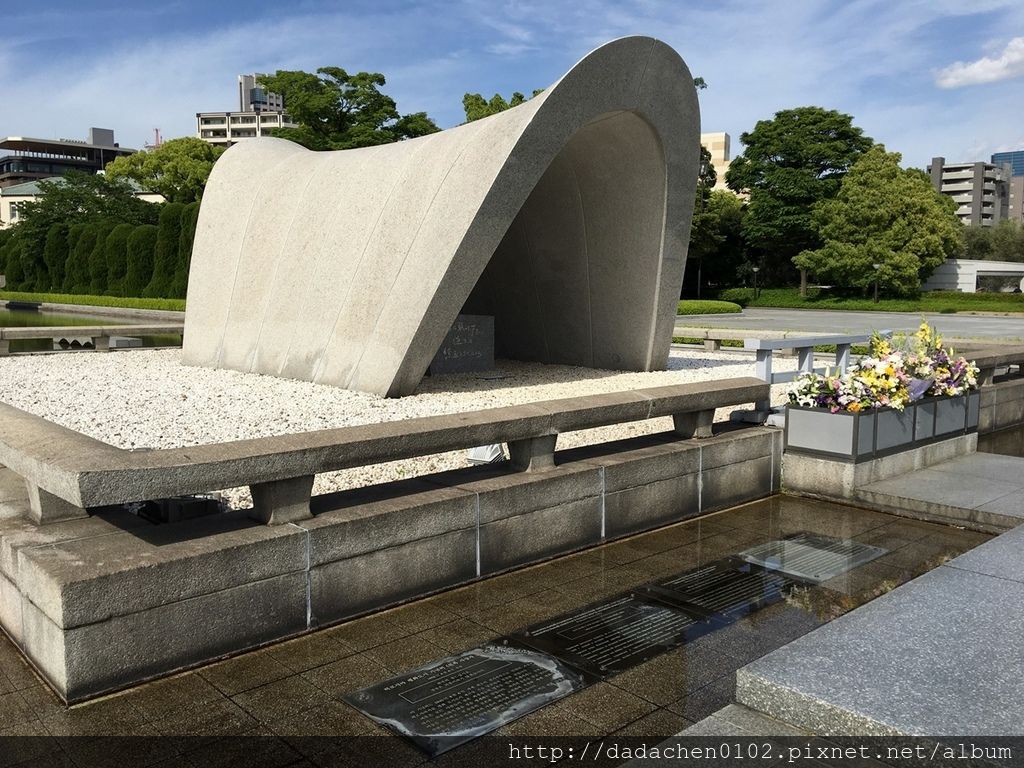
<box><xmin>196</xmin><ymin>74</ymin><xmax>296</xmax><ymax>148</ymax></box>
<box><xmin>928</xmin><ymin>157</ymin><xmax>1012</xmax><ymax>226</ymax></box>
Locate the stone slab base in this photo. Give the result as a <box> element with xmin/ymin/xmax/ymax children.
<box><xmin>0</xmin><ymin>427</ymin><xmax>780</xmax><ymax>703</ymax></box>
<box><xmin>735</xmin><ymin>526</ymin><xmax>1024</xmax><ymax>736</ymax></box>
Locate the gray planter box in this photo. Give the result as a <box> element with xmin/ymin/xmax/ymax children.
<box><xmin>785</xmin><ymin>393</ymin><xmax>977</xmax><ymax>463</ymax></box>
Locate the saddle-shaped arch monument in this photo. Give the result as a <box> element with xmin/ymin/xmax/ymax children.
<box><xmin>182</xmin><ymin>36</ymin><xmax>701</xmax><ymax>396</ymax></box>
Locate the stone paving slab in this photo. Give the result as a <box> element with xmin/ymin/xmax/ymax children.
<box><xmin>736</xmin><ymin>542</ymin><xmax>1024</xmax><ymax>736</ymax></box>
<box><xmin>857</xmin><ymin>453</ymin><xmax>1024</xmax><ymax>532</ymax></box>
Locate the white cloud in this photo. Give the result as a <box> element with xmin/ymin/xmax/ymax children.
<box><xmin>935</xmin><ymin>36</ymin><xmax>1024</xmax><ymax>88</ymax></box>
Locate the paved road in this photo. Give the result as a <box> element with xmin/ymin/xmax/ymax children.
<box><xmin>675</xmin><ymin>308</ymin><xmax>1024</xmax><ymax>343</ymax></box>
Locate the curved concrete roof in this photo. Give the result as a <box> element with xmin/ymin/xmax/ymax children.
<box><xmin>182</xmin><ymin>36</ymin><xmax>701</xmax><ymax>396</ymax></box>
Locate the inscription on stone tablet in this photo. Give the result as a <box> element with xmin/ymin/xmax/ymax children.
<box><xmin>428</xmin><ymin>314</ymin><xmax>494</xmax><ymax>375</ymax></box>
<box><xmin>343</xmin><ymin>642</ymin><xmax>584</xmax><ymax>756</ymax></box>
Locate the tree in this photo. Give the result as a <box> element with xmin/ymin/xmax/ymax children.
<box><xmin>990</xmin><ymin>221</ymin><xmax>1024</xmax><ymax>263</ymax></box>
<box><xmin>794</xmin><ymin>146</ymin><xmax>963</xmax><ymax>296</ymax></box>
<box><xmin>685</xmin><ymin>146</ymin><xmax>721</xmax><ymax>292</ymax></box>
<box><xmin>257</xmin><ymin>68</ymin><xmax>439</xmax><ymax>150</ymax></box>
<box><xmin>104</xmin><ymin>224</ymin><xmax>134</xmax><ymax>297</ymax></box>
<box><xmin>960</xmin><ymin>220</ymin><xmax>1024</xmax><ymax>263</ymax></box>
<box><xmin>125</xmin><ymin>225</ymin><xmax>158</xmax><ymax>297</ymax></box>
<box><xmin>170</xmin><ymin>202</ymin><xmax>200</xmax><ymax>298</ymax></box>
<box><xmin>462</xmin><ymin>89</ymin><xmax>547</xmax><ymax>121</ymax></box>
<box><xmin>12</xmin><ymin>172</ymin><xmax>159</xmax><ymax>267</ymax></box>
<box><xmin>105</xmin><ymin>137</ymin><xmax>224</xmax><ymax>204</ymax></box>
<box><xmin>726</xmin><ymin>107</ymin><xmax>873</xmax><ymax>287</ymax></box>
<box><xmin>144</xmin><ymin>203</ymin><xmax>185</xmax><ymax>297</ymax></box>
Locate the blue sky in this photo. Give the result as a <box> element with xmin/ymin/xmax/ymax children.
<box><xmin>3</xmin><ymin>0</ymin><xmax>1023</xmax><ymax>169</ymax></box>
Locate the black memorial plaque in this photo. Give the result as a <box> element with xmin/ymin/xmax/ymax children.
<box><xmin>644</xmin><ymin>559</ymin><xmax>804</xmax><ymax>622</ymax></box>
<box><xmin>428</xmin><ymin>314</ymin><xmax>495</xmax><ymax>375</ymax></box>
<box><xmin>511</xmin><ymin>594</ymin><xmax>714</xmax><ymax>679</ymax></box>
<box><xmin>342</xmin><ymin>642</ymin><xmax>585</xmax><ymax>756</ymax></box>
<box><xmin>738</xmin><ymin>532</ymin><xmax>887</xmax><ymax>584</ymax></box>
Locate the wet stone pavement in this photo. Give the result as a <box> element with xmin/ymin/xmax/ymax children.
<box><xmin>0</xmin><ymin>496</ymin><xmax>992</xmax><ymax>767</ymax></box>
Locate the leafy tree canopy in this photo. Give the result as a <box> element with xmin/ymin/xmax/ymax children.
<box><xmin>726</xmin><ymin>106</ymin><xmax>873</xmax><ymax>284</ymax></box>
<box><xmin>105</xmin><ymin>137</ymin><xmax>224</xmax><ymax>204</ymax></box>
<box><xmin>794</xmin><ymin>145</ymin><xmax>963</xmax><ymax>296</ymax></box>
<box><xmin>9</xmin><ymin>172</ymin><xmax>160</xmax><ymax>267</ymax></box>
<box><xmin>258</xmin><ymin>67</ymin><xmax>439</xmax><ymax>150</ymax></box>
<box><xmin>462</xmin><ymin>89</ymin><xmax>544</xmax><ymax>122</ymax></box>
<box><xmin>961</xmin><ymin>220</ymin><xmax>1024</xmax><ymax>263</ymax></box>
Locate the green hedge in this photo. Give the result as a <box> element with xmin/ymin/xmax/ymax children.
<box><xmin>677</xmin><ymin>300</ymin><xmax>742</xmax><ymax>315</ymax></box>
<box><xmin>0</xmin><ymin>290</ymin><xmax>184</xmax><ymax>312</ymax></box>
<box><xmin>716</xmin><ymin>287</ymin><xmax>1024</xmax><ymax>314</ymax></box>
<box><xmin>125</xmin><ymin>225</ymin><xmax>159</xmax><ymax>298</ymax></box>
<box><xmin>3</xmin><ymin>205</ymin><xmax>200</xmax><ymax>300</ymax></box>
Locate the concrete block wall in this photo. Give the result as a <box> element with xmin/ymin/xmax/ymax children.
<box><xmin>0</xmin><ymin>427</ymin><xmax>781</xmax><ymax>703</ymax></box>
<box><xmin>979</xmin><ymin>378</ymin><xmax>1024</xmax><ymax>434</ymax></box>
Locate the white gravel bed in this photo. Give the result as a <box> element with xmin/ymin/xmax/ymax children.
<box><xmin>0</xmin><ymin>348</ymin><xmax>797</xmax><ymax>508</ymax></box>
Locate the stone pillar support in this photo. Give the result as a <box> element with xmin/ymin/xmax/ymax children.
<box><xmin>978</xmin><ymin>366</ymin><xmax>996</xmax><ymax>387</ymax></box>
<box><xmin>94</xmin><ymin>335</ymin><xmax>111</xmax><ymax>352</ymax></box>
<box><xmin>25</xmin><ymin>481</ymin><xmax>89</xmax><ymax>525</ymax></box>
<box><xmin>508</xmin><ymin>435</ymin><xmax>557</xmax><ymax>472</ymax></box>
<box><xmin>250</xmin><ymin>475</ymin><xmax>314</xmax><ymax>525</ymax></box>
<box><xmin>673</xmin><ymin>410</ymin><xmax>714</xmax><ymax>439</ymax></box>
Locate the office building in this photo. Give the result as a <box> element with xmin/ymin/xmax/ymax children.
<box><xmin>928</xmin><ymin>157</ymin><xmax>1012</xmax><ymax>226</ymax></box>
<box><xmin>992</xmin><ymin>150</ymin><xmax>1024</xmax><ymax>223</ymax></box>
<box><xmin>238</xmin><ymin>74</ymin><xmax>284</xmax><ymax>113</ymax></box>
<box><xmin>0</xmin><ymin>128</ymin><xmax>136</xmax><ymax>189</ymax></box>
<box><xmin>992</xmin><ymin>150</ymin><xmax>1024</xmax><ymax>177</ymax></box>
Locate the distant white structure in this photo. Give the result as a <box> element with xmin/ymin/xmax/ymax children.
<box><xmin>922</xmin><ymin>259</ymin><xmax>1024</xmax><ymax>292</ymax></box>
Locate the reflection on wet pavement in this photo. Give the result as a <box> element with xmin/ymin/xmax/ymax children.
<box><xmin>0</xmin><ymin>495</ymin><xmax>992</xmax><ymax>764</ymax></box>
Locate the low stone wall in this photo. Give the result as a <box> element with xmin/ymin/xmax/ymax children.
<box><xmin>979</xmin><ymin>377</ymin><xmax>1024</xmax><ymax>434</ymax></box>
<box><xmin>0</xmin><ymin>426</ymin><xmax>779</xmax><ymax>702</ymax></box>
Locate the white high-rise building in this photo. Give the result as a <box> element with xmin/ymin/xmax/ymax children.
<box><xmin>196</xmin><ymin>74</ymin><xmax>296</xmax><ymax>148</ymax></box>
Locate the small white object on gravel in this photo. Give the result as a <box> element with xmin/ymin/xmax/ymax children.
<box><xmin>0</xmin><ymin>348</ymin><xmax>797</xmax><ymax>508</ymax></box>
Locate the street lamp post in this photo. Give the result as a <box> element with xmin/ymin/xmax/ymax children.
<box><xmin>752</xmin><ymin>266</ymin><xmax>760</xmax><ymax>300</ymax></box>
<box><xmin>872</xmin><ymin>263</ymin><xmax>881</xmax><ymax>303</ymax></box>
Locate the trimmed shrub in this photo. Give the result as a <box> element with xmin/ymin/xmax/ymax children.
<box><xmin>104</xmin><ymin>224</ymin><xmax>134</xmax><ymax>297</ymax></box>
<box><xmin>716</xmin><ymin>288</ymin><xmax>754</xmax><ymax>306</ymax></box>
<box><xmin>125</xmin><ymin>224</ymin><xmax>158</xmax><ymax>298</ymax></box>
<box><xmin>40</xmin><ymin>224</ymin><xmax>69</xmax><ymax>291</ymax></box>
<box><xmin>144</xmin><ymin>202</ymin><xmax>185</xmax><ymax>298</ymax></box>
<box><xmin>2</xmin><ymin>239</ymin><xmax>24</xmax><ymax>290</ymax></box>
<box><xmin>88</xmin><ymin>222</ymin><xmax>116</xmax><ymax>295</ymax></box>
<box><xmin>170</xmin><ymin>202</ymin><xmax>200</xmax><ymax>298</ymax></box>
<box><xmin>676</xmin><ymin>300</ymin><xmax>742</xmax><ymax>315</ymax></box>
<box><xmin>63</xmin><ymin>223</ymin><xmax>98</xmax><ymax>294</ymax></box>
